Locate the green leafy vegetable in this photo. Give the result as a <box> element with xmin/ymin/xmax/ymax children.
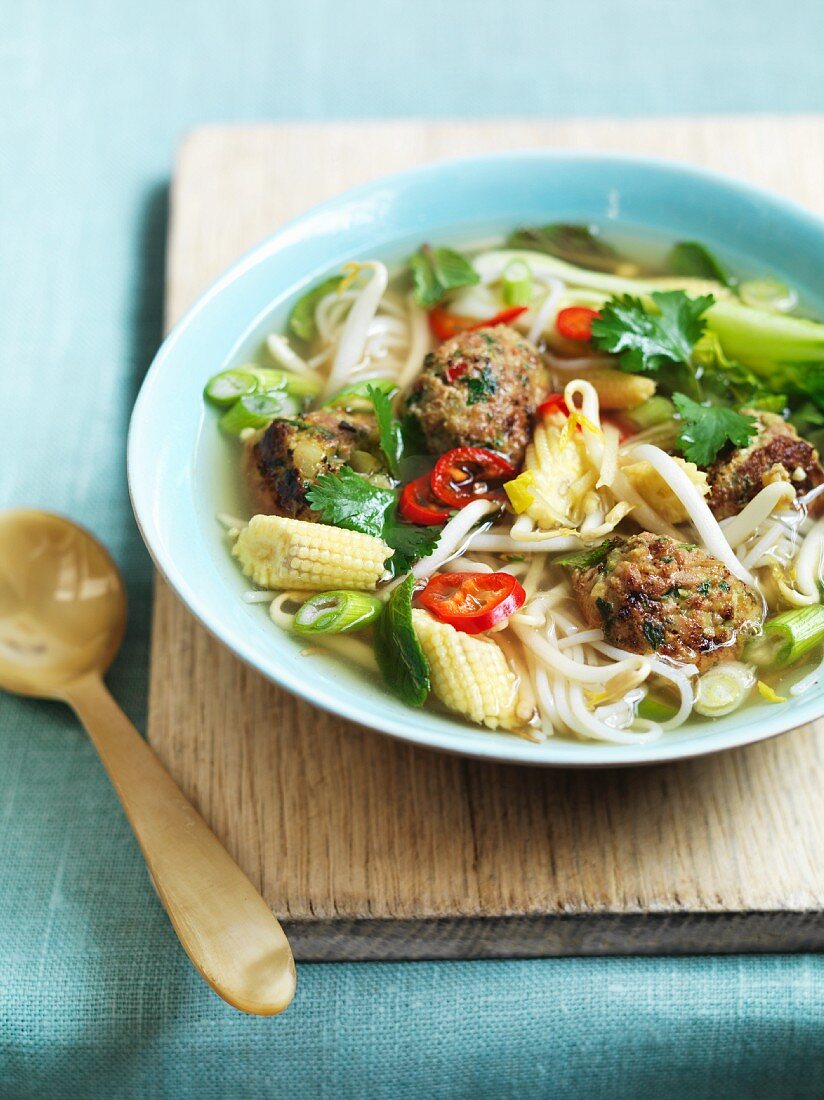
<box><xmin>505</xmin><ymin>224</ymin><xmax>627</xmax><ymax>273</ymax></box>
<box><xmin>306</xmin><ymin>467</ymin><xmax>441</xmax><ymax>573</ymax></box>
<box><xmin>374</xmin><ymin>575</ymin><xmax>430</xmax><ymax>707</ymax></box>
<box><xmin>367</xmin><ymin>384</ymin><xmax>403</xmax><ymax>478</ymax></box>
<box><xmin>409</xmin><ymin>244</ymin><xmax>479</xmax><ymax>308</ymax></box>
<box><xmin>553</xmin><ymin>539</ymin><xmax>620</xmax><ymax>571</ymax></box>
<box><xmin>642</xmin><ymin>621</ymin><xmax>665</xmax><ymax>650</ymax></box>
<box><xmin>307</xmin><ymin>468</ymin><xmax>394</xmax><ymax>539</ymax></box>
<box><xmin>465</xmin><ymin>364</ymin><xmax>498</xmax><ymax>405</ymax></box>
<box><xmin>288</xmin><ymin>275</ymin><xmax>344</xmax><ymax>342</ymax></box>
<box><xmin>669</xmin><ymin>241</ymin><xmax>735</xmax><ymax>288</ymax></box>
<box><xmin>693</xmin><ymin>333</ymin><xmax>786</xmax><ymax>412</ymax></box>
<box><xmin>399</xmin><ymin>411</ymin><xmax>428</xmax><ymax>457</ymax></box>
<box><xmin>382</xmin><ymin>519</ymin><xmax>440</xmax><ymax>577</ymax></box>
<box><xmin>591</xmin><ymin>291</ymin><xmax>715</xmax><ymax>375</ymax></box>
<box><xmin>671</xmin><ymin>394</ymin><xmax>757</xmax><ymax>466</ymax></box>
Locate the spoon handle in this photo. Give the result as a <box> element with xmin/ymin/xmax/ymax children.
<box><xmin>63</xmin><ymin>672</ymin><xmax>296</xmax><ymax>1015</ymax></box>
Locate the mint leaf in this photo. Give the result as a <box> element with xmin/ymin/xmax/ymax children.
<box><xmin>591</xmin><ymin>291</ymin><xmax>715</xmax><ymax>374</ymax></box>
<box><xmin>374</xmin><ymin>575</ymin><xmax>430</xmax><ymax>706</ymax></box>
<box><xmin>288</xmin><ymin>275</ymin><xmax>343</xmax><ymax>342</ymax></box>
<box><xmin>505</xmin><ymin>224</ymin><xmax>625</xmax><ymax>273</ymax></box>
<box><xmin>672</xmin><ymin>393</ymin><xmax>758</xmax><ymax>465</ymax></box>
<box><xmin>669</xmin><ymin>241</ymin><xmax>735</xmax><ymax>288</ymax></box>
<box><xmin>306</xmin><ymin>468</ymin><xmax>393</xmax><ymax>539</ymax></box>
<box><xmin>367</xmin><ymin>384</ymin><xmax>403</xmax><ymax>478</ymax></box>
<box><xmin>409</xmin><ymin>244</ymin><xmax>479</xmax><ymax>309</ymax></box>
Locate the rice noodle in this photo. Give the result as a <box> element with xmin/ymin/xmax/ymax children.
<box><xmin>527</xmin><ymin>279</ymin><xmax>565</xmax><ymax>344</ymax></box>
<box><xmin>322</xmin><ymin>262</ymin><xmax>389</xmax><ymax>396</ymax></box>
<box><xmin>628</xmin><ymin>443</ymin><xmax>756</xmax><ymax>585</ymax></box>
<box><xmin>721</xmin><ymin>482</ymin><xmax>797</xmax><ymax>547</ymax></box>
<box><xmin>411</xmin><ymin>500</ymin><xmax>497</xmax><ymax>579</ymax></box>
<box><xmin>396</xmin><ymin>294</ymin><xmax>431</xmax><ymax>388</ymax></box>
<box><xmin>265</xmin><ymin>333</ymin><xmax>318</xmax><ymax>379</ymax></box>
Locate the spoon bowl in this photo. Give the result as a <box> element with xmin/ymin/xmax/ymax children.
<box><xmin>0</xmin><ymin>508</ymin><xmax>295</xmax><ymax>1015</ymax></box>
<box><xmin>0</xmin><ymin>510</ymin><xmax>125</xmax><ymax>698</ymax></box>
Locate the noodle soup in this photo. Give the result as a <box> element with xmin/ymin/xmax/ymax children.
<box><xmin>205</xmin><ymin>223</ymin><xmax>824</xmax><ymax>747</ymax></box>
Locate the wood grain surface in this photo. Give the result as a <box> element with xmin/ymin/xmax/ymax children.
<box><xmin>149</xmin><ymin>118</ymin><xmax>824</xmax><ymax>959</ymax></box>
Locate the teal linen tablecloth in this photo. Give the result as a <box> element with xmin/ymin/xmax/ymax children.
<box><xmin>2</xmin><ymin>2</ymin><xmax>823</xmax><ymax>1095</ymax></box>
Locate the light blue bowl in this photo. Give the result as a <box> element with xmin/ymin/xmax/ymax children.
<box><xmin>128</xmin><ymin>152</ymin><xmax>824</xmax><ymax>766</ymax></box>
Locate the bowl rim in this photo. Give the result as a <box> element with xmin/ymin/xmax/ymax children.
<box><xmin>128</xmin><ymin>148</ymin><xmax>824</xmax><ymax>767</ymax></box>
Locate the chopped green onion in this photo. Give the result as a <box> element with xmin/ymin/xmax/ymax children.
<box><xmin>287</xmin><ymin>275</ymin><xmax>344</xmax><ymax>343</ymax></box>
<box><xmin>636</xmin><ymin>694</ymin><xmax>677</xmax><ymax>723</ymax></box>
<box><xmin>739</xmin><ymin>277</ymin><xmax>798</xmax><ymax>314</ymax></box>
<box><xmin>219</xmin><ymin>391</ymin><xmax>299</xmax><ymax>435</ymax></box>
<box><xmin>203</xmin><ymin>369</ymin><xmax>257</xmax><ymax>407</ymax></box>
<box><xmin>326</xmin><ymin>377</ymin><xmax>398</xmax><ymax>412</ymax></box>
<box><xmin>746</xmin><ymin>605</ymin><xmax>824</xmax><ymax>669</ymax></box>
<box><xmin>694</xmin><ymin>661</ymin><xmax>755</xmax><ymax>718</ymax></box>
<box><xmin>293</xmin><ymin>590</ymin><xmax>383</xmax><ymax>635</ymax></box>
<box><xmin>501</xmin><ymin>259</ymin><xmax>533</xmax><ymax>307</ymax></box>
<box><xmin>624</xmin><ymin>395</ymin><xmax>675</xmax><ymax>432</ymax></box>
<box><xmin>249</xmin><ymin>365</ymin><xmax>321</xmax><ymax>400</ymax></box>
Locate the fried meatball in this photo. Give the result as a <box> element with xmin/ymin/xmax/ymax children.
<box><xmin>246</xmin><ymin>409</ymin><xmax>376</xmax><ymax>520</ymax></box>
<box><xmin>706</xmin><ymin>410</ymin><xmax>824</xmax><ymax>520</ymax></box>
<box><xmin>569</xmin><ymin>533</ymin><xmax>763</xmax><ymax>671</ymax></box>
<box><xmin>404</xmin><ymin>324</ymin><xmax>549</xmax><ymax>466</ymax></box>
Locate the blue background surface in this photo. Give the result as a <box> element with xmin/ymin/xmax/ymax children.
<box><xmin>2</xmin><ymin>2</ymin><xmax>823</xmax><ymax>1096</ymax></box>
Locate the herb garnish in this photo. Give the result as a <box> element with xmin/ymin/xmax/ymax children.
<box><xmin>307</xmin><ymin>467</ymin><xmax>440</xmax><ymax>575</ymax></box>
<box><xmin>409</xmin><ymin>244</ymin><xmax>479</xmax><ymax>309</ymax></box>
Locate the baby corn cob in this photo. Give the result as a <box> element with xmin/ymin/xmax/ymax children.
<box><xmin>411</xmin><ymin>609</ymin><xmax>521</xmax><ymax>731</ymax></box>
<box><xmin>233</xmin><ymin>514</ymin><xmax>390</xmax><ymax>590</ymax></box>
<box><xmin>622</xmin><ymin>457</ymin><xmax>709</xmax><ymax>524</ymax></box>
<box><xmin>555</xmin><ymin>367</ymin><xmax>655</xmax><ymax>410</ymax></box>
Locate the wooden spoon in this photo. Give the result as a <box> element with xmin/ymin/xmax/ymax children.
<box><xmin>0</xmin><ymin>509</ymin><xmax>295</xmax><ymax>1015</ymax></box>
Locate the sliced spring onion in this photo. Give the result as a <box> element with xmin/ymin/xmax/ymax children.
<box><xmin>746</xmin><ymin>605</ymin><xmax>824</xmax><ymax>669</ymax></box>
<box><xmin>694</xmin><ymin>661</ymin><xmax>755</xmax><ymax>718</ymax></box>
<box><xmin>739</xmin><ymin>277</ymin><xmax>798</xmax><ymax>314</ymax></box>
<box><xmin>293</xmin><ymin>590</ymin><xmax>383</xmax><ymax>635</ymax></box>
<box><xmin>219</xmin><ymin>391</ymin><xmax>299</xmax><ymax>435</ymax></box>
<box><xmin>624</xmin><ymin>395</ymin><xmax>675</xmax><ymax>432</ymax></box>
<box><xmin>636</xmin><ymin>694</ymin><xmax>678</xmax><ymax>723</ymax></box>
<box><xmin>501</xmin><ymin>259</ymin><xmax>533</xmax><ymax>307</ymax></box>
<box><xmin>326</xmin><ymin>377</ymin><xmax>398</xmax><ymax>411</ymax></box>
<box><xmin>248</xmin><ymin>366</ymin><xmax>321</xmax><ymax>400</ymax></box>
<box><xmin>203</xmin><ymin>369</ymin><xmax>258</xmax><ymax>407</ymax></box>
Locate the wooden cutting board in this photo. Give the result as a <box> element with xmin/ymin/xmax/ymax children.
<box><xmin>149</xmin><ymin>118</ymin><xmax>824</xmax><ymax>959</ymax></box>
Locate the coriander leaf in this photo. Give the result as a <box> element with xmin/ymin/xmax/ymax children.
<box><xmin>642</xmin><ymin>620</ymin><xmax>665</xmax><ymax>650</ymax></box>
<box><xmin>672</xmin><ymin>393</ymin><xmax>757</xmax><ymax>466</ymax></box>
<box><xmin>367</xmin><ymin>384</ymin><xmax>403</xmax><ymax>478</ymax></box>
<box><xmin>383</xmin><ymin>519</ymin><xmax>441</xmax><ymax>577</ymax></box>
<box><xmin>409</xmin><ymin>244</ymin><xmax>479</xmax><ymax>309</ymax></box>
<box><xmin>306</xmin><ymin>466</ymin><xmax>441</xmax><ymax>573</ymax></box>
<box><xmin>399</xmin><ymin>411</ymin><xmax>428</xmax><ymax>457</ymax></box>
<box><xmin>505</xmin><ymin>223</ymin><xmax>625</xmax><ymax>273</ymax></box>
<box><xmin>465</xmin><ymin>364</ymin><xmax>497</xmax><ymax>405</ymax></box>
<box><xmin>374</xmin><ymin>575</ymin><xmax>430</xmax><ymax>706</ymax></box>
<box><xmin>553</xmin><ymin>539</ymin><xmax>620</xmax><ymax>571</ymax></box>
<box><xmin>288</xmin><ymin>275</ymin><xmax>343</xmax><ymax>342</ymax></box>
<box><xmin>591</xmin><ymin>291</ymin><xmax>715</xmax><ymax>375</ymax></box>
<box><xmin>669</xmin><ymin>241</ymin><xmax>735</xmax><ymax>288</ymax></box>
<box><xmin>306</xmin><ymin>468</ymin><xmax>394</xmax><ymax>539</ymax></box>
